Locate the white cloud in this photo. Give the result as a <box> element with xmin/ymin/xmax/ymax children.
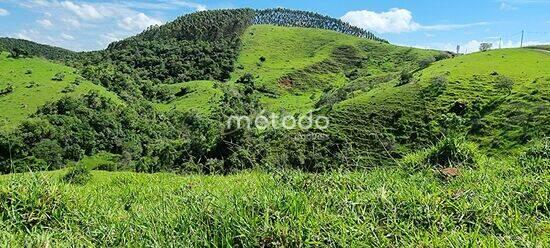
<box><xmin>100</xmin><ymin>32</ymin><xmax>124</xmax><ymax>44</ymax></box>
<box><xmin>37</xmin><ymin>19</ymin><xmax>53</xmax><ymax>28</ymax></box>
<box><xmin>60</xmin><ymin>1</ymin><xmax>104</xmax><ymax>20</ymax></box>
<box><xmin>16</xmin><ymin>32</ymin><xmax>31</xmax><ymax>40</ymax></box>
<box><xmin>15</xmin><ymin>29</ymin><xmax>40</xmax><ymax>41</ymax></box>
<box><xmin>500</xmin><ymin>2</ymin><xmax>518</xmax><ymax>10</ymax></box>
<box><xmin>341</xmin><ymin>8</ymin><xmax>420</xmax><ymax>33</ymax></box>
<box><xmin>61</xmin><ymin>33</ymin><xmax>74</xmax><ymax>40</ymax></box>
<box><xmin>120</xmin><ymin>0</ymin><xmax>207</xmax><ymax>11</ymax></box>
<box><xmin>0</xmin><ymin>8</ymin><xmax>9</xmax><ymax>16</ymax></box>
<box><xmin>420</xmin><ymin>22</ymin><xmax>489</xmax><ymax>31</ymax></box>
<box><xmin>168</xmin><ymin>0</ymin><xmax>207</xmax><ymax>11</ymax></box>
<box><xmin>341</xmin><ymin>8</ymin><xmax>488</xmax><ymax>33</ymax></box>
<box><xmin>118</xmin><ymin>13</ymin><xmax>162</xmax><ymax>31</ymax></box>
<box><xmin>61</xmin><ymin>18</ymin><xmax>82</xmax><ymax>28</ymax></box>
<box><xmin>5</xmin><ymin>0</ymin><xmax>206</xmax><ymax>51</ymax></box>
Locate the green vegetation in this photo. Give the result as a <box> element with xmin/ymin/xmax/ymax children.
<box><xmin>329</xmin><ymin>48</ymin><xmax>550</xmax><ymax>163</ymax></box>
<box><xmin>0</xmin><ymin>8</ymin><xmax>548</xmax><ymax>246</ymax></box>
<box><xmin>1</xmin><ymin>153</ymin><xmax>548</xmax><ymax>246</ymax></box>
<box><xmin>254</xmin><ymin>9</ymin><xmax>386</xmax><ymax>42</ymax></box>
<box><xmin>0</xmin><ymin>38</ymin><xmax>76</xmax><ymax>61</ymax></box>
<box><xmin>0</xmin><ymin>52</ymin><xmax>120</xmax><ymax>130</ymax></box>
<box><xmin>153</xmin><ymin>80</ymin><xmax>222</xmax><ymax>114</ymax></box>
<box><xmin>77</xmin><ymin>9</ymin><xmax>256</xmax><ymax>100</ymax></box>
<box><xmin>526</xmin><ymin>45</ymin><xmax>550</xmax><ymax>51</ymax></box>
<box><xmin>233</xmin><ymin>25</ymin><xmax>440</xmax><ymax>113</ymax></box>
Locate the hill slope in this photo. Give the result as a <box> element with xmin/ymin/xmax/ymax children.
<box><xmin>330</xmin><ymin>48</ymin><xmax>549</xmax><ymax>160</ymax></box>
<box><xmin>232</xmin><ymin>25</ymin><xmax>441</xmax><ymax>113</ymax></box>
<box><xmin>0</xmin><ymin>38</ymin><xmax>76</xmax><ymax>61</ymax></box>
<box><xmin>0</xmin><ymin>52</ymin><xmax>121</xmax><ymax>130</ymax></box>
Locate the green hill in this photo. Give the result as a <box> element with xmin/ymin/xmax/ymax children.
<box><xmin>232</xmin><ymin>25</ymin><xmax>441</xmax><ymax>113</ymax></box>
<box><xmin>329</xmin><ymin>48</ymin><xmax>549</xmax><ymax>161</ymax></box>
<box><xmin>0</xmin><ymin>38</ymin><xmax>76</xmax><ymax>61</ymax></box>
<box><xmin>0</xmin><ymin>52</ymin><xmax>121</xmax><ymax>130</ymax></box>
<box><xmin>0</xmin><ymin>8</ymin><xmax>549</xmax><ymax>247</ymax></box>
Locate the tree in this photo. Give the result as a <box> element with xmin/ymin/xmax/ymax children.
<box><xmin>8</xmin><ymin>47</ymin><xmax>29</xmax><ymax>58</ymax></box>
<box><xmin>479</xmin><ymin>43</ymin><xmax>492</xmax><ymax>52</ymax></box>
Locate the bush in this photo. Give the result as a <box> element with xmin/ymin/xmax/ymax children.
<box><xmin>421</xmin><ymin>75</ymin><xmax>447</xmax><ymax>98</ymax></box>
<box><xmin>397</xmin><ymin>71</ymin><xmax>413</xmax><ymax>86</ymax></box>
<box><xmin>51</xmin><ymin>73</ymin><xmax>65</xmax><ymax>81</ymax></box>
<box><xmin>518</xmin><ymin>139</ymin><xmax>549</xmax><ymax>173</ymax></box>
<box><xmin>403</xmin><ymin>136</ymin><xmax>480</xmax><ymax>170</ymax></box>
<box><xmin>61</xmin><ymin>84</ymin><xmax>77</xmax><ymax>93</ymax></box>
<box><xmin>30</xmin><ymin>139</ymin><xmax>64</xmax><ymax>169</ymax></box>
<box><xmin>0</xmin><ymin>175</ymin><xmax>69</xmax><ymax>230</ymax></box>
<box><xmin>8</xmin><ymin>48</ymin><xmax>29</xmax><ymax>58</ymax></box>
<box><xmin>62</xmin><ymin>166</ymin><xmax>92</xmax><ymax>185</ymax></box>
<box><xmin>419</xmin><ymin>56</ymin><xmax>436</xmax><ymax>69</ymax></box>
<box><xmin>494</xmin><ymin>75</ymin><xmax>514</xmax><ymax>95</ymax></box>
<box><xmin>95</xmin><ymin>161</ymin><xmax>118</xmax><ymax>171</ymax></box>
<box><xmin>0</xmin><ymin>83</ymin><xmax>14</xmax><ymax>96</ymax></box>
<box><xmin>12</xmin><ymin>156</ymin><xmax>49</xmax><ymax>173</ymax></box>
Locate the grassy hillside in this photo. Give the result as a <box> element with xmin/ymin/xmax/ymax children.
<box><xmin>233</xmin><ymin>25</ymin><xmax>441</xmax><ymax>113</ymax></box>
<box><xmin>1</xmin><ymin>153</ymin><xmax>548</xmax><ymax>246</ymax></box>
<box><xmin>154</xmin><ymin>80</ymin><xmax>222</xmax><ymax>114</ymax></box>
<box><xmin>328</xmin><ymin>48</ymin><xmax>549</xmax><ymax>161</ymax></box>
<box><xmin>0</xmin><ymin>9</ymin><xmax>549</xmax><ymax>247</ymax></box>
<box><xmin>0</xmin><ymin>52</ymin><xmax>121</xmax><ymax>130</ymax></box>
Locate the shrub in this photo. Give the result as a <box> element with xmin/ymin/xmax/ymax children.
<box><xmin>61</xmin><ymin>84</ymin><xmax>76</xmax><ymax>93</ymax></box>
<box><xmin>30</xmin><ymin>139</ymin><xmax>64</xmax><ymax>169</ymax></box>
<box><xmin>518</xmin><ymin>139</ymin><xmax>549</xmax><ymax>173</ymax></box>
<box><xmin>51</xmin><ymin>73</ymin><xmax>65</xmax><ymax>81</ymax></box>
<box><xmin>0</xmin><ymin>83</ymin><xmax>14</xmax><ymax>96</ymax></box>
<box><xmin>25</xmin><ymin>69</ymin><xmax>33</xmax><ymax>75</ymax></box>
<box><xmin>95</xmin><ymin>161</ymin><xmax>118</xmax><ymax>171</ymax></box>
<box><xmin>12</xmin><ymin>156</ymin><xmax>49</xmax><ymax>173</ymax></box>
<box><xmin>419</xmin><ymin>56</ymin><xmax>436</xmax><ymax>69</ymax></box>
<box><xmin>421</xmin><ymin>75</ymin><xmax>447</xmax><ymax>98</ymax></box>
<box><xmin>494</xmin><ymin>75</ymin><xmax>514</xmax><ymax>95</ymax></box>
<box><xmin>0</xmin><ymin>175</ymin><xmax>69</xmax><ymax>230</ymax></box>
<box><xmin>403</xmin><ymin>136</ymin><xmax>480</xmax><ymax>170</ymax></box>
<box><xmin>397</xmin><ymin>71</ymin><xmax>413</xmax><ymax>86</ymax></box>
<box><xmin>8</xmin><ymin>48</ymin><xmax>29</xmax><ymax>58</ymax></box>
<box><xmin>61</xmin><ymin>165</ymin><xmax>92</xmax><ymax>185</ymax></box>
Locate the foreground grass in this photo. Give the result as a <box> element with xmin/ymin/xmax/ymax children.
<box><xmin>1</xmin><ymin>158</ymin><xmax>548</xmax><ymax>247</ymax></box>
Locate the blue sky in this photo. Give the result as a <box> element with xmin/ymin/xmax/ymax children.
<box><xmin>0</xmin><ymin>0</ymin><xmax>549</xmax><ymax>52</ymax></box>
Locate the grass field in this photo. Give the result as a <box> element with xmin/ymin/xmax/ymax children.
<box><xmin>0</xmin><ymin>153</ymin><xmax>548</xmax><ymax>246</ymax></box>
<box><xmin>0</xmin><ymin>52</ymin><xmax>120</xmax><ymax>130</ymax></box>
<box><xmin>154</xmin><ymin>80</ymin><xmax>222</xmax><ymax>114</ymax></box>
